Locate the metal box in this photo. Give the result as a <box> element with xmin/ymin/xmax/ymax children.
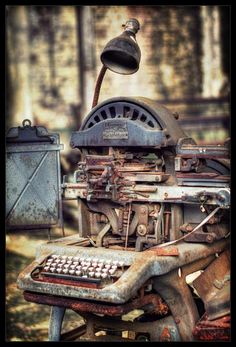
<box><xmin>6</xmin><ymin>119</ymin><xmax>63</xmax><ymax>230</ymax></box>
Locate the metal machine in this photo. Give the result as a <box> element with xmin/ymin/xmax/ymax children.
<box><xmin>7</xmin><ymin>19</ymin><xmax>230</xmax><ymax>341</ymax></box>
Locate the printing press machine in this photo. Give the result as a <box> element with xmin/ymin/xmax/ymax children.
<box><xmin>6</xmin><ymin>18</ymin><xmax>230</xmax><ymax>341</ymax></box>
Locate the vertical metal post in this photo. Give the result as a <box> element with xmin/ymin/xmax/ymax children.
<box><xmin>48</xmin><ymin>306</ymin><xmax>66</xmax><ymax>341</ymax></box>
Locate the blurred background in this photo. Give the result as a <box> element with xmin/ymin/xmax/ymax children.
<box><xmin>5</xmin><ymin>5</ymin><xmax>230</xmax><ymax>341</ymax></box>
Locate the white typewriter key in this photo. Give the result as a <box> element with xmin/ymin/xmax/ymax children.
<box><xmin>105</xmin><ymin>264</ymin><xmax>111</xmax><ymax>269</ymax></box>
<box><xmin>67</xmin><ymin>260</ymin><xmax>72</xmax><ymax>264</ymax></box>
<box><xmin>64</xmin><ymin>264</ymin><xmax>70</xmax><ymax>269</ymax></box>
<box><xmin>89</xmin><ymin>272</ymin><xmax>95</xmax><ymax>277</ymax></box>
<box><xmin>60</xmin><ymin>260</ymin><xmax>66</xmax><ymax>264</ymax></box>
<box><xmin>51</xmin><ymin>254</ymin><xmax>58</xmax><ymax>259</ymax></box>
<box><xmin>81</xmin><ymin>261</ymin><xmax>86</xmax><ymax>266</ymax></box>
<box><xmin>109</xmin><ymin>269</ymin><xmax>116</xmax><ymax>275</ymax></box>
<box><xmin>46</xmin><ymin>262</ymin><xmax>52</xmax><ymax>266</ymax></box>
<box><xmin>76</xmin><ymin>265</ymin><xmax>82</xmax><ymax>270</ymax></box>
<box><xmin>111</xmin><ymin>265</ymin><xmax>118</xmax><ymax>270</ymax></box>
<box><xmin>73</xmin><ymin>262</ymin><xmax>79</xmax><ymax>266</ymax></box>
<box><xmin>102</xmin><ymin>268</ymin><xmax>108</xmax><ymax>273</ymax></box>
<box><xmin>69</xmin><ymin>270</ymin><xmax>75</xmax><ymax>275</ymax></box>
<box><xmin>92</xmin><ymin>262</ymin><xmax>98</xmax><ymax>267</ymax></box>
<box><xmin>63</xmin><ymin>269</ymin><xmax>68</xmax><ymax>274</ymax></box>
<box><xmin>47</xmin><ymin>258</ymin><xmax>53</xmax><ymax>262</ymax></box>
<box><xmin>70</xmin><ymin>265</ymin><xmax>76</xmax><ymax>269</ymax></box>
<box><xmin>76</xmin><ymin>270</ymin><xmax>81</xmax><ymax>276</ymax></box>
<box><xmin>82</xmin><ymin>275</ymin><xmax>88</xmax><ymax>278</ymax></box>
<box><xmin>50</xmin><ymin>267</ymin><xmax>56</xmax><ymax>272</ymax></box>
<box><xmin>88</xmin><ymin>267</ymin><xmax>94</xmax><ymax>272</ymax></box>
<box><xmin>98</xmin><ymin>263</ymin><xmax>104</xmax><ymax>268</ymax></box>
<box><xmin>95</xmin><ymin>272</ymin><xmax>101</xmax><ymax>278</ymax></box>
<box><xmin>51</xmin><ymin>262</ymin><xmax>57</xmax><ymax>267</ymax></box>
<box><xmin>44</xmin><ymin>266</ymin><xmax>50</xmax><ymax>271</ymax></box>
<box><xmin>56</xmin><ymin>269</ymin><xmax>62</xmax><ymax>273</ymax></box>
<box><xmin>101</xmin><ymin>273</ymin><xmax>108</xmax><ymax>279</ymax></box>
<box><xmin>57</xmin><ymin>263</ymin><xmax>63</xmax><ymax>268</ymax></box>
<box><xmin>82</xmin><ymin>266</ymin><xmax>89</xmax><ymax>272</ymax></box>
<box><xmin>55</xmin><ymin>259</ymin><xmax>61</xmax><ymax>264</ymax></box>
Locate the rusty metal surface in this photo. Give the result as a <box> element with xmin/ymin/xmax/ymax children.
<box><xmin>17</xmin><ymin>238</ymin><xmax>229</xmax><ymax>304</ymax></box>
<box><xmin>24</xmin><ymin>291</ymin><xmax>169</xmax><ymax>316</ymax></box>
<box><xmin>193</xmin><ymin>249</ymin><xmax>230</xmax><ymax>320</ymax></box>
<box><xmin>67</xmin><ymin>313</ymin><xmax>180</xmax><ymax>341</ymax></box>
<box><xmin>6</xmin><ymin>120</ymin><xmax>63</xmax><ymax>230</ymax></box>
<box><xmin>193</xmin><ymin>313</ymin><xmax>230</xmax><ymax>341</ymax></box>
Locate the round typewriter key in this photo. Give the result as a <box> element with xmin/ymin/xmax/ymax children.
<box><xmin>82</xmin><ymin>275</ymin><xmax>88</xmax><ymax>278</ymax></box>
<box><xmin>76</xmin><ymin>265</ymin><xmax>82</xmax><ymax>270</ymax></box>
<box><xmin>47</xmin><ymin>258</ymin><xmax>53</xmax><ymax>262</ymax></box>
<box><xmin>109</xmin><ymin>269</ymin><xmax>116</xmax><ymax>275</ymax></box>
<box><xmin>82</xmin><ymin>266</ymin><xmax>89</xmax><ymax>272</ymax></box>
<box><xmin>101</xmin><ymin>273</ymin><xmax>108</xmax><ymax>279</ymax></box>
<box><xmin>66</xmin><ymin>260</ymin><xmax>72</xmax><ymax>264</ymax></box>
<box><xmin>92</xmin><ymin>262</ymin><xmax>98</xmax><ymax>267</ymax></box>
<box><xmin>88</xmin><ymin>267</ymin><xmax>94</xmax><ymax>272</ymax></box>
<box><xmin>102</xmin><ymin>268</ymin><xmax>108</xmax><ymax>273</ymax></box>
<box><xmin>57</xmin><ymin>263</ymin><xmax>63</xmax><ymax>268</ymax></box>
<box><xmin>51</xmin><ymin>254</ymin><xmax>58</xmax><ymax>259</ymax></box>
<box><xmin>105</xmin><ymin>264</ymin><xmax>111</xmax><ymax>269</ymax></box>
<box><xmin>76</xmin><ymin>270</ymin><xmax>81</xmax><ymax>276</ymax></box>
<box><xmin>98</xmin><ymin>263</ymin><xmax>104</xmax><ymax>268</ymax></box>
<box><xmin>56</xmin><ymin>269</ymin><xmax>62</xmax><ymax>273</ymax></box>
<box><xmin>89</xmin><ymin>272</ymin><xmax>95</xmax><ymax>277</ymax></box>
<box><xmin>51</xmin><ymin>262</ymin><xmax>57</xmax><ymax>267</ymax></box>
<box><xmin>70</xmin><ymin>265</ymin><xmax>76</xmax><ymax>269</ymax></box>
<box><xmin>69</xmin><ymin>270</ymin><xmax>75</xmax><ymax>275</ymax></box>
<box><xmin>111</xmin><ymin>265</ymin><xmax>118</xmax><ymax>270</ymax></box>
<box><xmin>55</xmin><ymin>259</ymin><xmax>61</xmax><ymax>264</ymax></box>
<box><xmin>64</xmin><ymin>264</ymin><xmax>70</xmax><ymax>269</ymax></box>
<box><xmin>95</xmin><ymin>272</ymin><xmax>101</xmax><ymax>278</ymax></box>
<box><xmin>63</xmin><ymin>269</ymin><xmax>68</xmax><ymax>274</ymax></box>
<box><xmin>44</xmin><ymin>266</ymin><xmax>50</xmax><ymax>271</ymax></box>
<box><xmin>73</xmin><ymin>261</ymin><xmax>79</xmax><ymax>266</ymax></box>
<box><xmin>50</xmin><ymin>267</ymin><xmax>56</xmax><ymax>272</ymax></box>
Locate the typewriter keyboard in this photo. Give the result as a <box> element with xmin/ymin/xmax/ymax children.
<box><xmin>39</xmin><ymin>254</ymin><xmax>127</xmax><ymax>284</ymax></box>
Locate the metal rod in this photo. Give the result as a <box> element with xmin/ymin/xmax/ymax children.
<box><xmin>92</xmin><ymin>65</ymin><xmax>107</xmax><ymax>108</ymax></box>
<box><xmin>125</xmin><ymin>203</ymin><xmax>132</xmax><ymax>250</ymax></box>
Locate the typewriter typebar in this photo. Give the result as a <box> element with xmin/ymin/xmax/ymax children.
<box><xmin>15</xmin><ymin>18</ymin><xmax>230</xmax><ymax>342</ymax></box>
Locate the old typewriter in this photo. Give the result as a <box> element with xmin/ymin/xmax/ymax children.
<box><xmin>7</xmin><ymin>19</ymin><xmax>230</xmax><ymax>341</ymax></box>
